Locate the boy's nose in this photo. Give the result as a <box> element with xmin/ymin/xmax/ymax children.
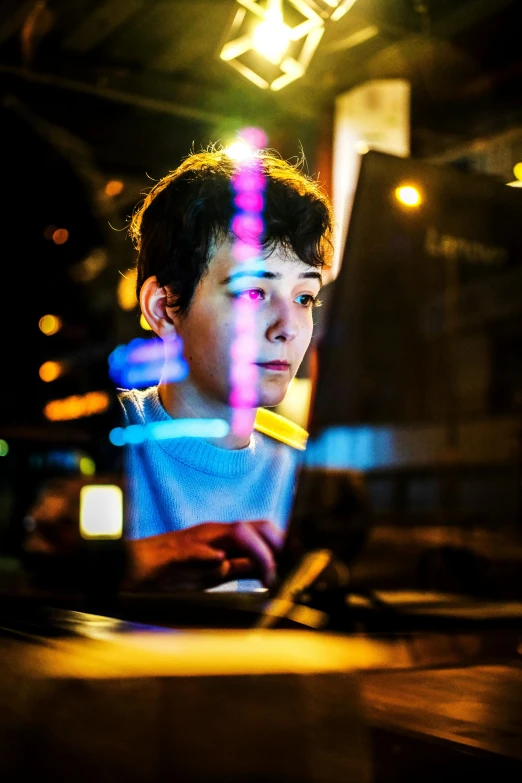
<box><xmin>265</xmin><ymin>300</ymin><xmax>299</xmax><ymax>343</ymax></box>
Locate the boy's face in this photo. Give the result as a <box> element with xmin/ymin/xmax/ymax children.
<box><xmin>169</xmin><ymin>240</ymin><xmax>322</xmax><ymax>410</ymax></box>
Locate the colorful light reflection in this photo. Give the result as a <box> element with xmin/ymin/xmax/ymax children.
<box><xmin>229</xmin><ymin>128</ymin><xmax>268</xmax><ymax>437</ymax></box>
<box><xmin>109</xmin><ymin>336</ymin><xmax>188</xmax><ymax>389</ymax></box>
<box><xmin>109</xmin><ymin>418</ymin><xmax>229</xmax><ymax>446</ymax></box>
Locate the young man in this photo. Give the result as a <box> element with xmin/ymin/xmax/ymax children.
<box><xmin>121</xmin><ymin>148</ymin><xmax>333</xmax><ymax>591</ymax></box>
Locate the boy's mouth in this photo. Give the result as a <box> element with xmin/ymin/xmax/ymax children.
<box><xmin>255</xmin><ymin>361</ymin><xmax>290</xmax><ymax>372</ymax></box>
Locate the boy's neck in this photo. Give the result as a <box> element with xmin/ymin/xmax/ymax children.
<box><xmin>158</xmin><ymin>381</ymin><xmax>256</xmax><ymax>450</ymax></box>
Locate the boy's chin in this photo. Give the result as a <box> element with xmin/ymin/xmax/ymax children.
<box><xmin>256</xmin><ymin>387</ymin><xmax>288</xmax><ymax>409</ymax></box>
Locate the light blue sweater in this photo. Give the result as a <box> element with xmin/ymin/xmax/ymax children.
<box><xmin>118</xmin><ymin>388</ymin><xmax>300</xmax><ymax>588</ymax></box>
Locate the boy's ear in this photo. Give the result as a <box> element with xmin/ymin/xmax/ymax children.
<box><xmin>139</xmin><ymin>276</ymin><xmax>178</xmax><ymax>336</ymax></box>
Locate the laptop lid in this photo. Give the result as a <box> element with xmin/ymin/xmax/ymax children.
<box><xmin>279</xmin><ymin>150</ymin><xmax>522</xmax><ymax>601</ymax></box>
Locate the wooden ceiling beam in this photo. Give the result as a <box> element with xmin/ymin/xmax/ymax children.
<box><xmin>62</xmin><ymin>0</ymin><xmax>149</xmax><ymax>53</ymax></box>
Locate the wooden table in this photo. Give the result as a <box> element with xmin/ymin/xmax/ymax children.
<box><xmin>361</xmin><ymin>663</ymin><xmax>522</xmax><ymax>780</ymax></box>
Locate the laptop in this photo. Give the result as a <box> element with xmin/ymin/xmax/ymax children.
<box><xmin>269</xmin><ymin>149</ymin><xmax>522</xmax><ymax>628</ymax></box>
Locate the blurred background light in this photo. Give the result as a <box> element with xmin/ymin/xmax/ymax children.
<box><xmin>39</xmin><ymin>360</ymin><xmax>65</xmax><ymax>382</ymax></box>
<box><xmin>513</xmin><ymin>162</ymin><xmax>522</xmax><ymax>181</ymax></box>
<box><xmin>80</xmin><ymin>485</ymin><xmax>123</xmax><ymax>539</ymax></box>
<box><xmin>44</xmin><ymin>390</ymin><xmax>110</xmax><ymax>421</ymax></box>
<box><xmin>39</xmin><ymin>314</ymin><xmax>62</xmax><ymax>335</ymax></box>
<box><xmin>117</xmin><ymin>268</ymin><xmax>138</xmax><ymax>311</ymax></box>
<box><xmin>139</xmin><ymin>314</ymin><xmax>153</xmax><ymax>331</ymax></box>
<box><xmin>395</xmin><ymin>184</ymin><xmax>422</xmax><ymax>207</ymax></box>
<box><xmin>0</xmin><ymin>439</ymin><xmax>9</xmax><ymax>457</ymax></box>
<box><xmin>69</xmin><ymin>248</ymin><xmax>108</xmax><ymax>283</ymax></box>
<box><xmin>52</xmin><ymin>227</ymin><xmax>69</xmax><ymax>245</ymax></box>
<box><xmin>79</xmin><ymin>456</ymin><xmax>96</xmax><ymax>476</ymax></box>
<box><xmin>104</xmin><ymin>179</ymin><xmax>124</xmax><ymax>197</ymax></box>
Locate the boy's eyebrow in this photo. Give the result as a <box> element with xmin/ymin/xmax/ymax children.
<box><xmin>221</xmin><ymin>269</ymin><xmax>323</xmax><ymax>286</ymax></box>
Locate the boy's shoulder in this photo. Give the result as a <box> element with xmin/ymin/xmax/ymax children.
<box><xmin>254</xmin><ymin>408</ymin><xmax>308</xmax><ymax>451</ymax></box>
<box><xmin>117</xmin><ymin>387</ymin><xmax>152</xmax><ymax>425</ymax></box>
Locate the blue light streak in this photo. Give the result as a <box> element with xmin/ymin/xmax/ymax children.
<box><xmin>304</xmin><ymin>426</ymin><xmax>396</xmax><ymax>470</ymax></box>
<box><xmin>108</xmin><ymin>336</ymin><xmax>188</xmax><ymax>389</ymax></box>
<box><xmin>109</xmin><ymin>418</ymin><xmax>230</xmax><ymax>446</ymax></box>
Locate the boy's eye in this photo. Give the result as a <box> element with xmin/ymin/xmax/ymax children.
<box><xmin>295</xmin><ymin>294</ymin><xmax>320</xmax><ymax>308</ymax></box>
<box><xmin>233</xmin><ymin>289</ymin><xmax>265</xmax><ymax>302</ymax></box>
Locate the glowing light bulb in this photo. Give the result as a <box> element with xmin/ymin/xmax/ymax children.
<box><xmin>253</xmin><ymin>8</ymin><xmax>290</xmax><ymax>65</ymax></box>
<box><xmin>395</xmin><ymin>185</ymin><xmax>421</xmax><ymax>207</ymax></box>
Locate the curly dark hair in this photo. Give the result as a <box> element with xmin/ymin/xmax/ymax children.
<box><xmin>129</xmin><ymin>148</ymin><xmax>333</xmax><ymax>317</ymax></box>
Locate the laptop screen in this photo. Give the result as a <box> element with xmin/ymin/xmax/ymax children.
<box><xmin>294</xmin><ymin>150</ymin><xmax>522</xmax><ymax>601</ymax></box>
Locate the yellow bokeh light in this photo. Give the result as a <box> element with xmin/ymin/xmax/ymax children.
<box><xmin>44</xmin><ymin>390</ymin><xmax>110</xmax><ymax>421</ymax></box>
<box><xmin>395</xmin><ymin>185</ymin><xmax>422</xmax><ymax>207</ymax></box>
<box><xmin>39</xmin><ymin>361</ymin><xmax>64</xmax><ymax>382</ymax></box>
<box><xmin>80</xmin><ymin>485</ymin><xmax>123</xmax><ymax>539</ymax></box>
<box><xmin>513</xmin><ymin>162</ymin><xmax>522</xmax><ymax>181</ymax></box>
<box><xmin>105</xmin><ymin>179</ymin><xmax>124</xmax><ymax>197</ymax></box>
<box><xmin>79</xmin><ymin>456</ymin><xmax>96</xmax><ymax>477</ymax></box>
<box><xmin>117</xmin><ymin>268</ymin><xmax>138</xmax><ymax>311</ymax></box>
<box><xmin>39</xmin><ymin>314</ymin><xmax>62</xmax><ymax>336</ymax></box>
<box><xmin>70</xmin><ymin>248</ymin><xmax>108</xmax><ymax>283</ymax></box>
<box><xmin>140</xmin><ymin>313</ymin><xmax>153</xmax><ymax>331</ymax></box>
<box><xmin>52</xmin><ymin>228</ymin><xmax>69</xmax><ymax>245</ymax></box>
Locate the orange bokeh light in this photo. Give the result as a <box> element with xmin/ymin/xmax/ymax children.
<box><xmin>39</xmin><ymin>361</ymin><xmax>63</xmax><ymax>382</ymax></box>
<box><xmin>39</xmin><ymin>314</ymin><xmax>62</xmax><ymax>336</ymax></box>
<box><xmin>52</xmin><ymin>228</ymin><xmax>69</xmax><ymax>245</ymax></box>
<box><xmin>105</xmin><ymin>180</ymin><xmax>124</xmax><ymax>197</ymax></box>
<box><xmin>44</xmin><ymin>391</ymin><xmax>110</xmax><ymax>421</ymax></box>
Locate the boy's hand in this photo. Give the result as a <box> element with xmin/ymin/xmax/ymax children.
<box><xmin>126</xmin><ymin>520</ymin><xmax>283</xmax><ymax>591</ymax></box>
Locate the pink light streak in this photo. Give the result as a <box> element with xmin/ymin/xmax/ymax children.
<box><xmin>229</xmin><ymin>128</ymin><xmax>267</xmax><ymax>438</ymax></box>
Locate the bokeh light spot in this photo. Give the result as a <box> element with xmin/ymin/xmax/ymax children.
<box><xmin>0</xmin><ymin>439</ymin><xmax>9</xmax><ymax>457</ymax></box>
<box><xmin>52</xmin><ymin>228</ymin><xmax>69</xmax><ymax>245</ymax></box>
<box><xmin>39</xmin><ymin>361</ymin><xmax>63</xmax><ymax>382</ymax></box>
<box><xmin>39</xmin><ymin>314</ymin><xmax>62</xmax><ymax>336</ymax></box>
<box><xmin>140</xmin><ymin>313</ymin><xmax>153</xmax><ymax>331</ymax></box>
<box><xmin>105</xmin><ymin>179</ymin><xmax>124</xmax><ymax>197</ymax></box>
<box><xmin>395</xmin><ymin>185</ymin><xmax>422</xmax><ymax>207</ymax></box>
<box><xmin>117</xmin><ymin>268</ymin><xmax>138</xmax><ymax>311</ymax></box>
<box><xmin>79</xmin><ymin>456</ymin><xmax>96</xmax><ymax>476</ymax></box>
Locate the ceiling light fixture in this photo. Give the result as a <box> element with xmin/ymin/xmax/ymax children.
<box><xmin>220</xmin><ymin>0</ymin><xmax>358</xmax><ymax>91</ymax></box>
